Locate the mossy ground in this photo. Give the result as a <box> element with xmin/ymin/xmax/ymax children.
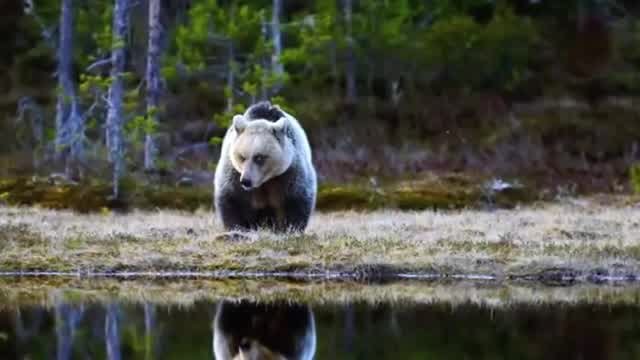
<box><xmin>0</xmin><ymin>177</ymin><xmax>214</xmax><ymax>212</ymax></box>
<box><xmin>0</xmin><ymin>172</ymin><xmax>538</xmax><ymax>213</ymax></box>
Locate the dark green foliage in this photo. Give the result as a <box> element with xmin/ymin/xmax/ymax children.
<box><xmin>630</xmin><ymin>164</ymin><xmax>640</xmax><ymax>194</ymax></box>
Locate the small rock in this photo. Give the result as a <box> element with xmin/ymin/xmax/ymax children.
<box><xmin>214</xmin><ymin>231</ymin><xmax>253</xmax><ymax>242</ymax></box>
<box><xmin>176</xmin><ymin>170</ymin><xmax>214</xmax><ymax>187</ymax></box>
<box><xmin>47</xmin><ymin>173</ymin><xmax>78</xmax><ymax>186</ymax></box>
<box><xmin>177</xmin><ymin>177</ymin><xmax>193</xmax><ymax>187</ymax></box>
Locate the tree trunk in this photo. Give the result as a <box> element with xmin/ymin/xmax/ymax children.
<box><xmin>56</xmin><ymin>0</ymin><xmax>84</xmax><ymax>178</ymax></box>
<box><xmin>343</xmin><ymin>0</ymin><xmax>357</xmax><ymax>104</ymax></box>
<box><xmin>330</xmin><ymin>41</ymin><xmax>339</xmax><ymax>98</ymax></box>
<box><xmin>577</xmin><ymin>0</ymin><xmax>586</xmax><ymax>32</ymax></box>
<box><xmin>144</xmin><ymin>0</ymin><xmax>162</xmax><ymax>170</ymax></box>
<box><xmin>271</xmin><ymin>0</ymin><xmax>284</xmax><ymax>91</ymax></box>
<box><xmin>106</xmin><ymin>0</ymin><xmax>130</xmax><ymax>198</ymax></box>
<box><xmin>390</xmin><ymin>79</ymin><xmax>401</xmax><ymax>108</ymax></box>
<box><xmin>260</xmin><ymin>20</ymin><xmax>269</xmax><ymax>101</ymax></box>
<box><xmin>226</xmin><ymin>42</ymin><xmax>235</xmax><ymax>113</ymax></box>
<box><xmin>54</xmin><ymin>0</ymin><xmax>72</xmax><ymax>163</ymax></box>
<box><xmin>66</xmin><ymin>105</ymin><xmax>84</xmax><ymax>179</ymax></box>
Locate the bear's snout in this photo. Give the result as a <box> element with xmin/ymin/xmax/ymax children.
<box><xmin>239</xmin><ymin>337</ymin><xmax>252</xmax><ymax>351</ymax></box>
<box><xmin>240</xmin><ymin>178</ymin><xmax>254</xmax><ymax>190</ymax></box>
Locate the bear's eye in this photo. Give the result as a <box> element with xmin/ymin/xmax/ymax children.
<box><xmin>237</xmin><ymin>155</ymin><xmax>246</xmax><ymax>163</ymax></box>
<box><xmin>253</xmin><ymin>154</ymin><xmax>268</xmax><ymax>165</ymax></box>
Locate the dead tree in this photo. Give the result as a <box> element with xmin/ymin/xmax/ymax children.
<box><xmin>271</xmin><ymin>0</ymin><xmax>284</xmax><ymax>90</ymax></box>
<box><xmin>342</xmin><ymin>0</ymin><xmax>357</xmax><ymax>105</ymax></box>
<box><xmin>55</xmin><ymin>0</ymin><xmax>85</xmax><ymax>178</ymax></box>
<box><xmin>106</xmin><ymin>0</ymin><xmax>130</xmax><ymax>198</ymax></box>
<box><xmin>144</xmin><ymin>0</ymin><xmax>162</xmax><ymax>170</ymax></box>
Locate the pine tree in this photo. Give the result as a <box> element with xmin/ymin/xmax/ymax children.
<box><xmin>173</xmin><ymin>1</ymin><xmax>265</xmax><ymax>121</ymax></box>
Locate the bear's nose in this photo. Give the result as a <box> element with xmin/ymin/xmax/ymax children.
<box><xmin>240</xmin><ymin>178</ymin><xmax>253</xmax><ymax>189</ymax></box>
<box><xmin>239</xmin><ymin>338</ymin><xmax>251</xmax><ymax>351</ymax></box>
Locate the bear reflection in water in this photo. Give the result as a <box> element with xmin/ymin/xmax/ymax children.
<box><xmin>213</xmin><ymin>301</ymin><xmax>316</xmax><ymax>360</ymax></box>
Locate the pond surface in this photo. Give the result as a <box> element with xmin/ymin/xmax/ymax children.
<box><xmin>2</xmin><ymin>298</ymin><xmax>640</xmax><ymax>359</ymax></box>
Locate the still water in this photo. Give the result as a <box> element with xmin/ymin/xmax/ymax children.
<box><xmin>1</xmin><ymin>299</ymin><xmax>640</xmax><ymax>359</ymax></box>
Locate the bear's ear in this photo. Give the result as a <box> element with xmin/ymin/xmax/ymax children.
<box><xmin>232</xmin><ymin>115</ymin><xmax>247</xmax><ymax>134</ymax></box>
<box><xmin>271</xmin><ymin>116</ymin><xmax>288</xmax><ymax>141</ymax></box>
<box><xmin>273</xmin><ymin>104</ymin><xmax>288</xmax><ymax>117</ymax></box>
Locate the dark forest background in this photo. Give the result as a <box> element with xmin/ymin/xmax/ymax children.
<box><xmin>4</xmin><ymin>0</ymin><xmax>640</xmax><ymax>195</ymax></box>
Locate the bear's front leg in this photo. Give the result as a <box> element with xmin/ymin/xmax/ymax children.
<box><xmin>215</xmin><ymin>193</ymin><xmax>256</xmax><ymax>231</ymax></box>
<box><xmin>281</xmin><ymin>194</ymin><xmax>314</xmax><ymax>233</ymax></box>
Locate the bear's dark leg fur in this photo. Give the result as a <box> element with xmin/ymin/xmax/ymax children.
<box><xmin>254</xmin><ymin>207</ymin><xmax>279</xmax><ymax>230</ymax></box>
<box><xmin>281</xmin><ymin>195</ymin><xmax>313</xmax><ymax>233</ymax></box>
<box><xmin>216</xmin><ymin>193</ymin><xmax>257</xmax><ymax>231</ymax></box>
<box><xmin>216</xmin><ymin>189</ymin><xmax>313</xmax><ymax>233</ymax></box>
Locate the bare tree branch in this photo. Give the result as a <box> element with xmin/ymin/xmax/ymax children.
<box><xmin>23</xmin><ymin>0</ymin><xmax>57</xmax><ymax>49</ymax></box>
<box><xmin>86</xmin><ymin>58</ymin><xmax>112</xmax><ymax>72</ymax></box>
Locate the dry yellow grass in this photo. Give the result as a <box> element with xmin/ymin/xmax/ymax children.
<box><xmin>0</xmin><ymin>199</ymin><xmax>639</xmax><ymax>278</ymax></box>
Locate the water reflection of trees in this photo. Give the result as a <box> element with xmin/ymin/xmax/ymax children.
<box><xmin>55</xmin><ymin>302</ymin><xmax>84</xmax><ymax>360</ymax></box>
<box><xmin>315</xmin><ymin>303</ymin><xmax>640</xmax><ymax>359</ymax></box>
<box><xmin>105</xmin><ymin>304</ymin><xmax>121</xmax><ymax>360</ymax></box>
<box><xmin>2</xmin><ymin>302</ymin><xmax>640</xmax><ymax>359</ymax></box>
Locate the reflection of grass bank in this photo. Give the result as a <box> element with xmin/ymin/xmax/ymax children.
<box><xmin>0</xmin><ymin>200</ymin><xmax>639</xmax><ymax>278</ymax></box>
<box><xmin>1</xmin><ymin>277</ymin><xmax>640</xmax><ymax>310</ymax></box>
<box><xmin>0</xmin><ymin>173</ymin><xmax>536</xmax><ymax>213</ymax></box>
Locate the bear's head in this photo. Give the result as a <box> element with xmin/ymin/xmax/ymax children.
<box><xmin>229</xmin><ymin>114</ymin><xmax>293</xmax><ymax>190</ymax></box>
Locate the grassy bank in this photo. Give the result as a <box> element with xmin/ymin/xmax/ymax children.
<box><xmin>0</xmin><ymin>198</ymin><xmax>639</xmax><ymax>279</ymax></box>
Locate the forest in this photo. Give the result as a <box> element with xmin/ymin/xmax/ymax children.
<box><xmin>3</xmin><ymin>3</ymin><xmax>640</xmax><ymax>358</ymax></box>
<box><xmin>3</xmin><ymin>0</ymin><xmax>640</xmax><ymax>206</ymax></box>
